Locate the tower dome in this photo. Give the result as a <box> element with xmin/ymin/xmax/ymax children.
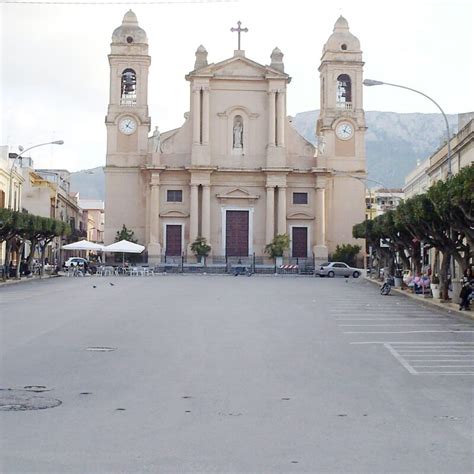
<box><xmin>322</xmin><ymin>15</ymin><xmax>360</xmax><ymax>54</ymax></box>
<box><xmin>112</xmin><ymin>10</ymin><xmax>148</xmax><ymax>45</ymax></box>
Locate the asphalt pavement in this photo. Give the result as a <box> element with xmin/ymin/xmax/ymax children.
<box><xmin>1</xmin><ymin>275</ymin><xmax>473</xmax><ymax>473</ymax></box>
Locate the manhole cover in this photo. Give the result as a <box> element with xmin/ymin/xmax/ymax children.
<box><xmin>0</xmin><ymin>389</ymin><xmax>62</xmax><ymax>411</ymax></box>
<box><xmin>23</xmin><ymin>385</ymin><xmax>50</xmax><ymax>392</ymax></box>
<box><xmin>86</xmin><ymin>347</ymin><xmax>116</xmax><ymax>352</ymax></box>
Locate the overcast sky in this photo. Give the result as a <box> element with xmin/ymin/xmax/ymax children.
<box><xmin>1</xmin><ymin>0</ymin><xmax>473</xmax><ymax>172</ymax></box>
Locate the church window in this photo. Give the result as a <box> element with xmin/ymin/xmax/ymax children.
<box><xmin>293</xmin><ymin>192</ymin><xmax>308</xmax><ymax>204</ymax></box>
<box><xmin>126</xmin><ymin>36</ymin><xmax>133</xmax><ymax>44</ymax></box>
<box><xmin>167</xmin><ymin>190</ymin><xmax>183</xmax><ymax>202</ymax></box>
<box><xmin>336</xmin><ymin>74</ymin><xmax>352</xmax><ymax>109</ymax></box>
<box><xmin>341</xmin><ymin>43</ymin><xmax>347</xmax><ymax>50</ymax></box>
<box><xmin>233</xmin><ymin>115</ymin><xmax>243</xmax><ymax>149</ymax></box>
<box><xmin>121</xmin><ymin>68</ymin><xmax>137</xmax><ymax>106</ymax></box>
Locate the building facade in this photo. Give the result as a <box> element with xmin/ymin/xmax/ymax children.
<box><xmin>365</xmin><ymin>188</ymin><xmax>404</xmax><ymax>220</ymax></box>
<box><xmin>79</xmin><ymin>199</ymin><xmax>105</xmax><ymax>243</ymax></box>
<box><xmin>20</xmin><ymin>162</ymin><xmax>85</xmax><ymax>263</ymax></box>
<box><xmin>105</xmin><ymin>12</ymin><xmax>367</xmax><ymax>263</ymax></box>
<box><xmin>0</xmin><ymin>146</ymin><xmax>24</xmax><ymax>266</ymax></box>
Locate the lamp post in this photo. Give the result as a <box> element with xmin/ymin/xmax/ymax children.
<box><xmin>363</xmin><ymin>79</ymin><xmax>452</xmax><ymax>177</ymax></box>
<box><xmin>8</xmin><ymin>140</ymin><xmax>64</xmax><ymax>210</ymax></box>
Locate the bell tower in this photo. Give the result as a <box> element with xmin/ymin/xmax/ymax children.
<box><xmin>104</xmin><ymin>10</ymin><xmax>151</xmax><ymax>245</ymax></box>
<box><xmin>316</xmin><ymin>16</ymin><xmax>367</xmax><ymax>251</ymax></box>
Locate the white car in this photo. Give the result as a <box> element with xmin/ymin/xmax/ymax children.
<box><xmin>64</xmin><ymin>257</ymin><xmax>88</xmax><ymax>268</ymax></box>
<box><xmin>317</xmin><ymin>262</ymin><xmax>361</xmax><ymax>278</ymax></box>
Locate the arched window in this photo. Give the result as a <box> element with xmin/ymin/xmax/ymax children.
<box><xmin>121</xmin><ymin>68</ymin><xmax>137</xmax><ymax>106</ymax></box>
<box><xmin>233</xmin><ymin>115</ymin><xmax>243</xmax><ymax>149</ymax></box>
<box><xmin>336</xmin><ymin>74</ymin><xmax>352</xmax><ymax>109</ymax></box>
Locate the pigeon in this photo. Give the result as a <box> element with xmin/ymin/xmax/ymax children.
<box><xmin>92</xmin><ymin>285</ymin><xmax>97</xmax><ymax>288</ymax></box>
<box><xmin>109</xmin><ymin>282</ymin><xmax>114</xmax><ymax>286</ymax></box>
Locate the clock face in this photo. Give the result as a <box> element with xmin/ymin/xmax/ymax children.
<box><xmin>119</xmin><ymin>117</ymin><xmax>137</xmax><ymax>135</ymax></box>
<box><xmin>336</xmin><ymin>122</ymin><xmax>354</xmax><ymax>140</ymax></box>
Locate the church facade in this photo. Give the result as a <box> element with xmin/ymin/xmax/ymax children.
<box><xmin>105</xmin><ymin>11</ymin><xmax>366</xmax><ymax>263</ymax></box>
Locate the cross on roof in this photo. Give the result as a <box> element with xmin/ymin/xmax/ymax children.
<box><xmin>230</xmin><ymin>21</ymin><xmax>248</xmax><ymax>50</ymax></box>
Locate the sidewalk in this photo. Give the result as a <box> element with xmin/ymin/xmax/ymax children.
<box><xmin>0</xmin><ymin>274</ymin><xmax>60</xmax><ymax>287</ymax></box>
<box><xmin>365</xmin><ymin>277</ymin><xmax>473</xmax><ymax>320</ymax></box>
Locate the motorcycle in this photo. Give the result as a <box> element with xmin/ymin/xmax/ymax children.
<box><xmin>380</xmin><ymin>276</ymin><xmax>394</xmax><ymax>296</ymax></box>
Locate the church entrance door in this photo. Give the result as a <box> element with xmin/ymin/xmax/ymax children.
<box><xmin>165</xmin><ymin>225</ymin><xmax>182</xmax><ymax>256</ymax></box>
<box><xmin>226</xmin><ymin>210</ymin><xmax>249</xmax><ymax>257</ymax></box>
<box><xmin>292</xmin><ymin>227</ymin><xmax>308</xmax><ymax>258</ymax></box>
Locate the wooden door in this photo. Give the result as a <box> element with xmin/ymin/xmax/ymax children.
<box><xmin>226</xmin><ymin>211</ymin><xmax>249</xmax><ymax>257</ymax></box>
<box><xmin>165</xmin><ymin>225</ymin><xmax>182</xmax><ymax>256</ymax></box>
<box><xmin>292</xmin><ymin>227</ymin><xmax>308</xmax><ymax>258</ymax></box>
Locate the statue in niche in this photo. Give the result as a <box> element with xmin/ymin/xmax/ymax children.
<box><xmin>317</xmin><ymin>135</ymin><xmax>326</xmax><ymax>155</ymax></box>
<box><xmin>152</xmin><ymin>126</ymin><xmax>161</xmax><ymax>152</ymax></box>
<box><xmin>233</xmin><ymin>117</ymin><xmax>243</xmax><ymax>149</ymax></box>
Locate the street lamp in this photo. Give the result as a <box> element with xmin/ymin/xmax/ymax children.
<box><xmin>8</xmin><ymin>140</ymin><xmax>64</xmax><ymax>210</ymax></box>
<box><xmin>363</xmin><ymin>79</ymin><xmax>452</xmax><ymax>177</ymax></box>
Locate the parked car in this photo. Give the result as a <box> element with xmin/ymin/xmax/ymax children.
<box><xmin>64</xmin><ymin>257</ymin><xmax>89</xmax><ymax>268</ymax></box>
<box><xmin>317</xmin><ymin>261</ymin><xmax>361</xmax><ymax>278</ymax></box>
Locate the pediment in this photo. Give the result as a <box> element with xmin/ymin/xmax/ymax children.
<box><xmin>191</xmin><ymin>56</ymin><xmax>288</xmax><ymax>80</ymax></box>
<box><xmin>216</xmin><ymin>187</ymin><xmax>260</xmax><ymax>201</ymax></box>
<box><xmin>159</xmin><ymin>210</ymin><xmax>189</xmax><ymax>218</ymax></box>
<box><xmin>287</xmin><ymin>212</ymin><xmax>314</xmax><ymax>220</ymax></box>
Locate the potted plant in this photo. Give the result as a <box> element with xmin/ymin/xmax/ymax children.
<box><xmin>430</xmin><ymin>274</ymin><xmax>440</xmax><ymax>299</ymax></box>
<box><xmin>190</xmin><ymin>236</ymin><xmax>211</xmax><ymax>263</ymax></box>
<box><xmin>265</xmin><ymin>234</ymin><xmax>290</xmax><ymax>266</ymax></box>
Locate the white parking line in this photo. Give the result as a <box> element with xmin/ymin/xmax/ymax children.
<box><xmin>350</xmin><ymin>342</ymin><xmax>474</xmax><ymax>345</ymax></box>
<box><xmin>384</xmin><ymin>343</ymin><xmax>417</xmax><ymax>374</ymax></box>
<box><xmin>339</xmin><ymin>324</ymin><xmax>469</xmax><ymax>326</ymax></box>
<box><xmin>344</xmin><ymin>330</ymin><xmax>474</xmax><ymax>334</ymax></box>
<box><xmin>350</xmin><ymin>342</ymin><xmax>474</xmax><ymax>375</ymax></box>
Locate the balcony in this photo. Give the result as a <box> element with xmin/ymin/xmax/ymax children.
<box><xmin>336</xmin><ymin>102</ymin><xmax>352</xmax><ymax>110</ymax></box>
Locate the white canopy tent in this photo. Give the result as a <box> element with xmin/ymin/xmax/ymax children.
<box><xmin>103</xmin><ymin>240</ymin><xmax>145</xmax><ymax>253</ymax></box>
<box><xmin>103</xmin><ymin>240</ymin><xmax>145</xmax><ymax>265</ymax></box>
<box><xmin>61</xmin><ymin>240</ymin><xmax>104</xmax><ymax>251</ymax></box>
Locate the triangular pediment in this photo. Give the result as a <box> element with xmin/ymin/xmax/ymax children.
<box><xmin>216</xmin><ymin>187</ymin><xmax>260</xmax><ymax>201</ymax></box>
<box><xmin>190</xmin><ymin>55</ymin><xmax>288</xmax><ymax>80</ymax></box>
<box><xmin>287</xmin><ymin>212</ymin><xmax>314</xmax><ymax>220</ymax></box>
<box><xmin>159</xmin><ymin>210</ymin><xmax>189</xmax><ymax>218</ymax></box>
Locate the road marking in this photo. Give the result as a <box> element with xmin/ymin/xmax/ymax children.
<box><xmin>344</xmin><ymin>329</ymin><xmax>474</xmax><ymax>334</ymax></box>
<box><xmin>336</xmin><ymin>318</ymin><xmax>445</xmax><ymax>320</ymax></box>
<box><xmin>417</xmin><ymin>372</ymin><xmax>474</xmax><ymax>375</ymax></box>
<box><xmin>383</xmin><ymin>343</ymin><xmax>417</xmax><ymax>374</ymax></box>
<box><xmin>350</xmin><ymin>341</ymin><xmax>474</xmax><ymax>345</ymax></box>
<box><xmin>339</xmin><ymin>323</ymin><xmax>469</xmax><ymax>326</ymax></box>
<box><xmin>410</xmin><ymin>359</ymin><xmax>474</xmax><ymax>362</ymax></box>
<box><xmin>350</xmin><ymin>342</ymin><xmax>474</xmax><ymax>376</ymax></box>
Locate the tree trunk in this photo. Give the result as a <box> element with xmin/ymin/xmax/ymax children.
<box><xmin>15</xmin><ymin>241</ymin><xmax>25</xmax><ymax>280</ymax></box>
<box><xmin>3</xmin><ymin>239</ymin><xmax>12</xmax><ymax>280</ymax></box>
<box><xmin>26</xmin><ymin>238</ymin><xmax>38</xmax><ymax>274</ymax></box>
<box><xmin>439</xmin><ymin>251</ymin><xmax>451</xmax><ymax>301</ymax></box>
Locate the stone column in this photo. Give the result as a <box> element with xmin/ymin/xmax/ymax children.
<box><xmin>192</xmin><ymin>87</ymin><xmax>201</xmax><ymax>144</ymax></box>
<box><xmin>202</xmin><ymin>184</ymin><xmax>211</xmax><ymax>242</ymax></box>
<box><xmin>268</xmin><ymin>90</ymin><xmax>276</xmax><ymax>146</ymax></box>
<box><xmin>277</xmin><ymin>90</ymin><xmax>285</xmax><ymax>147</ymax></box>
<box><xmin>148</xmin><ymin>173</ymin><xmax>162</xmax><ymax>261</ymax></box>
<box><xmin>313</xmin><ymin>176</ymin><xmax>328</xmax><ymax>259</ymax></box>
<box><xmin>202</xmin><ymin>87</ymin><xmax>210</xmax><ymax>145</ymax></box>
<box><xmin>189</xmin><ymin>184</ymin><xmax>199</xmax><ymax>243</ymax></box>
<box><xmin>265</xmin><ymin>185</ymin><xmax>275</xmax><ymax>243</ymax></box>
<box><xmin>277</xmin><ymin>186</ymin><xmax>287</xmax><ymax>235</ymax></box>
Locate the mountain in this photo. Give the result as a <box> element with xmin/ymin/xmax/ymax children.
<box><xmin>292</xmin><ymin>110</ymin><xmax>458</xmax><ymax>188</ymax></box>
<box><xmin>70</xmin><ymin>167</ymin><xmax>105</xmax><ymax>200</ymax></box>
<box><xmin>69</xmin><ymin>112</ymin><xmax>458</xmax><ymax>198</ymax></box>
